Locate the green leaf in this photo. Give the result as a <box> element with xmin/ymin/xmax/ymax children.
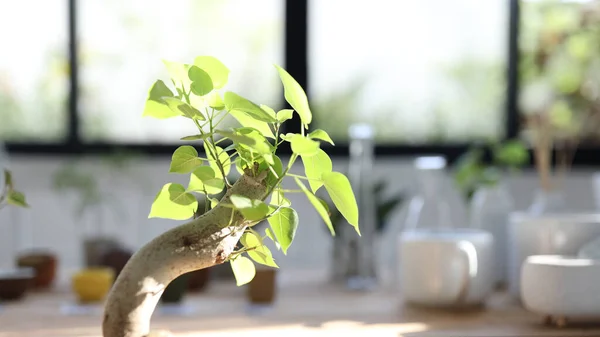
<box><xmin>288</xmin><ymin>134</ymin><xmax>320</xmax><ymax>156</ymax></box>
<box><xmin>169</xmin><ymin>146</ymin><xmax>203</xmax><ymax>173</ymax></box>
<box><xmin>295</xmin><ymin>177</ymin><xmax>334</xmax><ymax>235</ymax></box>
<box><xmin>224</xmin><ymin>91</ymin><xmax>277</xmax><ymax>123</ymax></box>
<box><xmin>274</xmin><ymin>64</ymin><xmax>312</xmax><ymax>126</ymax></box>
<box><xmin>188</xmin><ymin>66</ymin><xmax>214</xmax><ymax>96</ymax></box>
<box><xmin>265</xmin><ymin>227</ymin><xmax>281</xmax><ymax>250</ymax></box>
<box><xmin>277</xmin><ymin>109</ymin><xmax>294</xmax><ymax>122</ymax></box>
<box><xmin>308</xmin><ymin>129</ymin><xmax>334</xmax><ymax>145</ymax></box>
<box><xmin>204</xmin><ymin>144</ymin><xmax>231</xmax><ymax>178</ymax></box>
<box><xmin>7</xmin><ymin>190</ymin><xmax>28</xmax><ymax>208</ymax></box>
<box><xmin>301</xmin><ymin>149</ymin><xmax>332</xmax><ymax>192</ymax></box>
<box><xmin>206</xmin><ymin>91</ymin><xmax>225</xmax><ymax>110</ymax></box>
<box><xmin>142</xmin><ymin>80</ymin><xmax>177</xmax><ymax>119</ymax></box>
<box><xmin>235</xmin><ymin>128</ymin><xmax>273</xmax><ymax>154</ymax></box>
<box><xmin>230</xmin><ymin>255</ymin><xmax>256</xmax><ymax>286</ymax></box>
<box><xmin>149</xmin><ymin>183</ymin><xmax>198</xmax><ymax>220</ymax></box>
<box><xmin>215</xmin><ymin>130</ymin><xmax>256</xmax><ymax>147</ymax></box>
<box><xmin>180</xmin><ymin>133</ymin><xmax>212</xmax><ymax>141</ymax></box>
<box><xmin>209</xmin><ymin>197</ymin><xmax>219</xmax><ymax>209</ymax></box>
<box><xmin>162</xmin><ymin>97</ymin><xmax>205</xmax><ymax>120</ymax></box>
<box><xmin>188</xmin><ymin>166</ymin><xmax>225</xmax><ymax>195</ymax></box>
<box><xmin>259</xmin><ymin>104</ymin><xmax>277</xmax><ymax>119</ymax></box>
<box><xmin>3</xmin><ymin>169</ymin><xmax>13</xmax><ymax>189</ymax></box>
<box><xmin>229</xmin><ymin>110</ymin><xmax>275</xmax><ymax>139</ymax></box>
<box><xmin>270</xmin><ymin>189</ymin><xmax>291</xmax><ymax>207</ymax></box>
<box><xmin>259</xmin><ymin>155</ymin><xmax>283</xmax><ymax>188</ymax></box>
<box><xmin>230</xmin><ymin>195</ymin><xmax>270</xmax><ymax>221</ymax></box>
<box><xmin>193</xmin><ymin>56</ymin><xmax>230</xmax><ymax>89</ymax></box>
<box><xmin>322</xmin><ymin>172</ymin><xmax>360</xmax><ymax>235</ymax></box>
<box><xmin>241</xmin><ymin>231</ymin><xmax>279</xmax><ymax>267</ymax></box>
<box><xmin>267</xmin><ymin>207</ymin><xmax>298</xmax><ymax>254</ymax></box>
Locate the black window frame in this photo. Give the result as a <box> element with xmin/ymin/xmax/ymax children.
<box><xmin>5</xmin><ymin>0</ymin><xmax>600</xmax><ymax>166</ymax></box>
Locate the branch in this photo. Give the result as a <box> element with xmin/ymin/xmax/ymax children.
<box><xmin>102</xmin><ymin>172</ymin><xmax>269</xmax><ymax>337</ymax></box>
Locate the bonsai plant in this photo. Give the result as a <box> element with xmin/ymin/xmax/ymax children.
<box><xmin>0</xmin><ymin>168</ymin><xmax>33</xmax><ymax>301</ymax></box>
<box><xmin>101</xmin><ymin>56</ymin><xmax>359</xmax><ymax>337</ymax></box>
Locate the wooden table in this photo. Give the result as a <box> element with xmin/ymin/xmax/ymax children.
<box><xmin>1</xmin><ymin>277</ymin><xmax>600</xmax><ymax>337</ymax></box>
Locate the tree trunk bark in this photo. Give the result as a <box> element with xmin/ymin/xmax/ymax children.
<box><xmin>102</xmin><ymin>172</ymin><xmax>269</xmax><ymax>337</ymax></box>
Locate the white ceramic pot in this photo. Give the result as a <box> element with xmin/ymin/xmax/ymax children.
<box><xmin>507</xmin><ymin>212</ymin><xmax>600</xmax><ymax>299</ymax></box>
<box><xmin>522</xmin><ymin>255</ymin><xmax>600</xmax><ymax>321</ymax></box>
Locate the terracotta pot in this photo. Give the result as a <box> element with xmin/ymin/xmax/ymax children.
<box><xmin>0</xmin><ymin>268</ymin><xmax>34</xmax><ymax>301</ymax></box>
<box><xmin>186</xmin><ymin>268</ymin><xmax>211</xmax><ymax>292</ymax></box>
<box><xmin>100</xmin><ymin>248</ymin><xmax>133</xmax><ymax>281</ymax></box>
<box><xmin>161</xmin><ymin>273</ymin><xmax>190</xmax><ymax>304</ymax></box>
<box><xmin>16</xmin><ymin>251</ymin><xmax>58</xmax><ymax>289</ymax></box>
<box><xmin>71</xmin><ymin>267</ymin><xmax>115</xmax><ymax>303</ymax></box>
<box><xmin>83</xmin><ymin>237</ymin><xmax>121</xmax><ymax>267</ymax></box>
<box><xmin>247</xmin><ymin>268</ymin><xmax>277</xmax><ymax>304</ymax></box>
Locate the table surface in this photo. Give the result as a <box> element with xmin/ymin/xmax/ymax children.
<box><xmin>1</xmin><ymin>276</ymin><xmax>600</xmax><ymax>337</ymax></box>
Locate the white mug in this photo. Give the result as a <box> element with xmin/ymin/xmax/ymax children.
<box><xmin>398</xmin><ymin>228</ymin><xmax>495</xmax><ymax>308</ymax></box>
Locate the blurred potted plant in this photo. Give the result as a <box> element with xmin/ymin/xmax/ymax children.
<box><xmin>453</xmin><ymin>139</ymin><xmax>529</xmax><ymax>289</ymax></box>
<box><xmin>0</xmin><ymin>168</ymin><xmax>34</xmax><ymax>301</ymax></box>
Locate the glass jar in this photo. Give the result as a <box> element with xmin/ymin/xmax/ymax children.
<box><xmin>469</xmin><ymin>183</ymin><xmax>514</xmax><ymax>289</ymax></box>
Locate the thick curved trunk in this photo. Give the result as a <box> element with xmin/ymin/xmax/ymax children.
<box><xmin>102</xmin><ymin>172</ymin><xmax>269</xmax><ymax>337</ymax></box>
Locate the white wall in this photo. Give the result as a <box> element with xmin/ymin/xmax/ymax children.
<box><xmin>1</xmin><ymin>155</ymin><xmax>598</xmax><ymax>286</ymax></box>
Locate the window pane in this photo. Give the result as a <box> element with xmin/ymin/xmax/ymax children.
<box><xmin>79</xmin><ymin>0</ymin><xmax>284</xmax><ymax>143</ymax></box>
<box><xmin>0</xmin><ymin>0</ymin><xmax>68</xmax><ymax>142</ymax></box>
<box><xmin>519</xmin><ymin>0</ymin><xmax>600</xmax><ymax>145</ymax></box>
<box><xmin>309</xmin><ymin>0</ymin><xmax>508</xmax><ymax>143</ymax></box>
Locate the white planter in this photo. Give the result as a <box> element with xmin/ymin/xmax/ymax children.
<box><xmin>522</xmin><ymin>255</ymin><xmax>600</xmax><ymax>323</ymax></box>
<box><xmin>507</xmin><ymin>212</ymin><xmax>600</xmax><ymax>300</ymax></box>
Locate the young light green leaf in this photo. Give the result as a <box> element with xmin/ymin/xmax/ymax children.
<box><xmin>180</xmin><ymin>133</ymin><xmax>212</xmax><ymax>141</ymax></box>
<box><xmin>188</xmin><ymin>65</ymin><xmax>214</xmax><ymax>96</ymax></box>
<box><xmin>193</xmin><ymin>56</ymin><xmax>230</xmax><ymax>89</ymax></box>
<box><xmin>230</xmin><ymin>255</ymin><xmax>256</xmax><ymax>286</ymax></box>
<box><xmin>162</xmin><ymin>60</ymin><xmax>193</xmax><ymax>90</ymax></box>
<box><xmin>204</xmin><ymin>144</ymin><xmax>231</xmax><ymax>178</ymax></box>
<box><xmin>206</xmin><ymin>91</ymin><xmax>225</xmax><ymax>110</ymax></box>
<box><xmin>224</xmin><ymin>91</ymin><xmax>277</xmax><ymax>123</ymax></box>
<box><xmin>308</xmin><ymin>129</ymin><xmax>335</xmax><ymax>145</ymax></box>
<box><xmin>265</xmin><ymin>227</ymin><xmax>281</xmax><ymax>250</ymax></box>
<box><xmin>270</xmin><ymin>189</ymin><xmax>291</xmax><ymax>207</ymax></box>
<box><xmin>142</xmin><ymin>80</ymin><xmax>177</xmax><ymax>119</ymax></box>
<box><xmin>188</xmin><ymin>166</ymin><xmax>225</xmax><ymax>195</ymax></box>
<box><xmin>149</xmin><ymin>183</ymin><xmax>198</xmax><ymax>220</ymax></box>
<box><xmin>215</xmin><ymin>130</ymin><xmax>256</xmax><ymax>147</ymax></box>
<box><xmin>288</xmin><ymin>134</ymin><xmax>320</xmax><ymax>156</ymax></box>
<box><xmin>7</xmin><ymin>191</ymin><xmax>28</xmax><ymax>208</ymax></box>
<box><xmin>274</xmin><ymin>64</ymin><xmax>312</xmax><ymax>125</ymax></box>
<box><xmin>302</xmin><ymin>149</ymin><xmax>332</xmax><ymax>192</ymax></box>
<box><xmin>259</xmin><ymin>104</ymin><xmax>277</xmax><ymax>119</ymax></box>
<box><xmin>267</xmin><ymin>206</ymin><xmax>298</xmax><ymax>254</ymax></box>
<box><xmin>163</xmin><ymin>97</ymin><xmax>205</xmax><ymax>120</ymax></box>
<box><xmin>229</xmin><ymin>110</ymin><xmax>275</xmax><ymax>139</ymax></box>
<box><xmin>3</xmin><ymin>169</ymin><xmax>13</xmax><ymax>189</ymax></box>
<box><xmin>277</xmin><ymin>109</ymin><xmax>294</xmax><ymax>122</ymax></box>
<box><xmin>294</xmin><ymin>178</ymin><xmax>334</xmax><ymax>235</ymax></box>
<box><xmin>241</xmin><ymin>231</ymin><xmax>279</xmax><ymax>267</ymax></box>
<box><xmin>209</xmin><ymin>197</ymin><xmax>219</xmax><ymax>209</ymax></box>
<box><xmin>230</xmin><ymin>195</ymin><xmax>270</xmax><ymax>221</ymax></box>
<box><xmin>322</xmin><ymin>172</ymin><xmax>360</xmax><ymax>235</ymax></box>
<box><xmin>169</xmin><ymin>146</ymin><xmax>203</xmax><ymax>173</ymax></box>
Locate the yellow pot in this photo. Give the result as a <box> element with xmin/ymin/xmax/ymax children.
<box><xmin>71</xmin><ymin>267</ymin><xmax>115</xmax><ymax>303</ymax></box>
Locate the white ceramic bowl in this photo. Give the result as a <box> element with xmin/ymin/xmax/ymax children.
<box><xmin>508</xmin><ymin>212</ymin><xmax>600</xmax><ymax>298</ymax></box>
<box><xmin>522</xmin><ymin>255</ymin><xmax>600</xmax><ymax>319</ymax></box>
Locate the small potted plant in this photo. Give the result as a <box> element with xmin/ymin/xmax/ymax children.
<box><xmin>0</xmin><ymin>168</ymin><xmax>34</xmax><ymax>301</ymax></box>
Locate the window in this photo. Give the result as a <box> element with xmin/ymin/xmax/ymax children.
<box><xmin>0</xmin><ymin>0</ymin><xmax>69</xmax><ymax>142</ymax></box>
<box><xmin>308</xmin><ymin>0</ymin><xmax>510</xmax><ymax>143</ymax></box>
<box><xmin>78</xmin><ymin>0</ymin><xmax>285</xmax><ymax>143</ymax></box>
<box><xmin>518</xmin><ymin>0</ymin><xmax>600</xmax><ymax>145</ymax></box>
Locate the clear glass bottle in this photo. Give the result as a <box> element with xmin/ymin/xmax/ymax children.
<box><xmin>404</xmin><ymin>156</ymin><xmax>454</xmax><ymax>231</ymax></box>
<box><xmin>469</xmin><ymin>182</ymin><xmax>514</xmax><ymax>289</ymax></box>
<box><xmin>331</xmin><ymin>123</ymin><xmax>378</xmax><ymax>291</ymax></box>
